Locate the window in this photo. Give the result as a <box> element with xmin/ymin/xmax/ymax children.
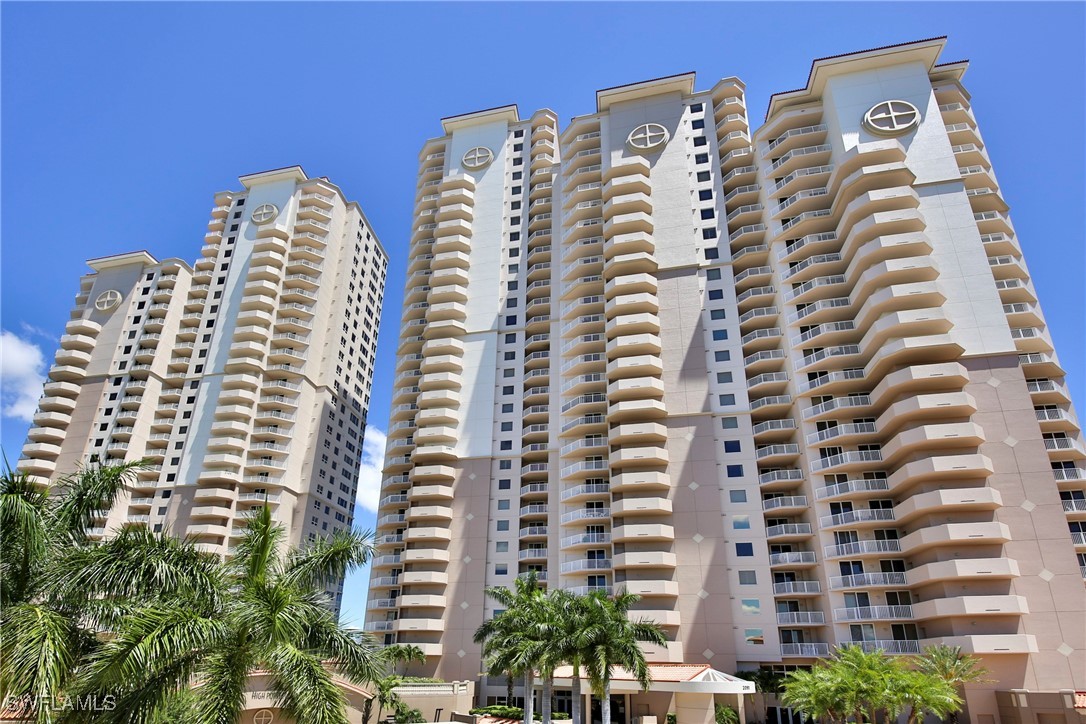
<box><xmin>502</xmin><ymin>385</ymin><xmax>515</xmax><ymax>395</ymax></box>
<box><xmin>712</xmin><ymin>329</ymin><xmax>728</xmax><ymax>341</ymax></box>
<box><xmin>727</xmin><ymin>464</ymin><xmax>744</xmax><ymax>477</ymax></box>
<box><xmin>710</xmin><ymin>309</ymin><xmax>726</xmax><ymax>320</ymax></box>
<box><xmin>729</xmin><ymin>490</ymin><xmax>747</xmax><ymax>503</ymax></box>
<box><xmin>501</xmin><ymin>421</ymin><xmax>513</xmax><ymax>432</ymax></box>
<box><xmin>497</xmin><ymin>500</ymin><xmax>511</xmax><ymax>511</ymax></box>
<box><xmin>717</xmin><ymin>371</ymin><xmax>733</xmax><ymax>384</ymax></box>
<box><xmin>697</xmin><ymin>170</ymin><xmax>711</xmax><ymax>182</ymax></box>
<box><xmin>692</xmin><ymin>119</ymin><xmax>705</xmax><ymax>130</ymax></box>
<box><xmin>498</xmin><ymin>479</ymin><xmax>511</xmax><ymax>490</ymax></box>
<box><xmin>708</xmin><ymin>289</ymin><xmax>724</xmax><ymax>300</ymax></box>
<box><xmin>724</xmin><ymin>440</ymin><xmax>741</xmax><ymax>453</ymax></box>
<box><xmin>736</xmin><ymin>542</ymin><xmax>754</xmax><ymax>557</ymax></box>
<box><xmin>499</xmin><ymin>459</ymin><xmax>512</xmax><ymax>469</ymax></box>
<box><xmin>698</xmin><ymin>189</ymin><xmax>713</xmax><ymax>201</ymax></box>
<box><xmin>707</xmin><ymin>269</ymin><xmax>722</xmax><ymax>281</ymax></box>
<box><xmin>714</xmin><ymin>350</ymin><xmax>731</xmax><ymax>362</ymax></box>
<box><xmin>695</xmin><ymin>153</ymin><xmax>709</xmax><ymax>164</ymax></box>
<box><xmin>495</xmin><ymin>564</ymin><xmax>508</xmax><ymax>575</ymax></box>
<box><xmin>733</xmin><ymin>515</ymin><xmax>751</xmax><ymax>530</ymax></box>
<box><xmin>721</xmin><ymin>416</ymin><xmax>739</xmax><ymax>429</ymax></box>
<box><xmin>496</xmin><ymin>542</ymin><xmax>509</xmax><ymax>553</ymax></box>
<box><xmin>505</xmin><ymin>315</ymin><xmax>517</xmax><ymax>326</ymax></box>
<box><xmin>738</xmin><ymin>570</ymin><xmax>757</xmax><ymax>585</ymax></box>
<box><xmin>496</xmin><ymin>520</ymin><xmax>510</xmax><ymax>532</ymax></box>
<box><xmin>741</xmin><ymin>599</ymin><xmax>760</xmax><ymax>614</ymax></box>
<box><xmin>690</xmin><ymin>103</ymin><xmax>703</xmax><ymax>112</ymax></box>
<box><xmin>500</xmin><ymin>440</ymin><xmax>513</xmax><ymax>450</ymax></box>
<box><xmin>504</xmin><ymin>351</ymin><xmax>516</xmax><ymax>361</ymax></box>
<box><xmin>502</xmin><ymin>404</ymin><xmax>514</xmax><ymax>414</ymax></box>
<box><xmin>503</xmin><ymin>369</ymin><xmax>516</xmax><ymax>378</ymax></box>
<box><xmin>693</xmin><ymin>136</ymin><xmax>707</xmax><ymax>147</ymax></box>
<box><xmin>744</xmin><ymin>629</ymin><xmax>764</xmax><ymax>645</ymax></box>
<box><xmin>719</xmin><ymin>393</ymin><xmax>736</xmax><ymax>406</ymax></box>
<box><xmin>700</xmin><ymin>208</ymin><xmax>715</xmax><ymax>220</ymax></box>
<box><xmin>702</xmin><ymin>227</ymin><xmax>717</xmax><ymax>240</ymax></box>
<box><xmin>705</xmin><ymin>248</ymin><xmax>719</xmax><ymax>260</ymax></box>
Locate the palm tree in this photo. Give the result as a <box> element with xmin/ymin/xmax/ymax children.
<box><xmin>739</xmin><ymin>668</ymin><xmax>783</xmax><ymax>724</ymax></box>
<box><xmin>550</xmin><ymin>590</ymin><xmax>592</xmax><ymax>724</ymax></box>
<box><xmin>579</xmin><ymin>590</ymin><xmax>666</xmax><ymax>724</ymax></box>
<box><xmin>915</xmin><ymin>644</ymin><xmax>990</xmax><ymax>724</ymax></box>
<box><xmin>890</xmin><ymin>668</ymin><xmax>961</xmax><ymax>724</ymax></box>
<box><xmin>77</xmin><ymin>503</ymin><xmax>384</xmax><ymax>723</ymax></box>
<box><xmin>373</xmin><ymin>674</ymin><xmax>405</xmax><ymax>724</ymax></box>
<box><xmin>474</xmin><ymin>571</ymin><xmax>548</xmax><ymax>724</ymax></box>
<box><xmin>384</xmin><ymin>644</ymin><xmax>426</xmax><ymax>677</ymax></box>
<box><xmin>779</xmin><ymin>664</ymin><xmax>847</xmax><ymax>724</ymax></box>
<box><xmin>0</xmin><ymin>460</ymin><xmax>155</xmax><ymax>724</ymax></box>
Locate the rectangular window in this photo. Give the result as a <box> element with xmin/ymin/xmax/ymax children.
<box><xmin>719</xmin><ymin>394</ymin><xmax>736</xmax><ymax>406</ymax></box>
<box><xmin>708</xmin><ymin>289</ymin><xmax>724</xmax><ymax>300</ymax></box>
<box><xmin>496</xmin><ymin>520</ymin><xmax>510</xmax><ymax>532</ymax></box>
<box><xmin>497</xmin><ymin>500</ymin><xmax>511</xmax><ymax>511</ymax></box>
<box><xmin>710</xmin><ymin>309</ymin><xmax>726</xmax><ymax>320</ymax></box>
<box><xmin>697</xmin><ymin>170</ymin><xmax>711</xmax><ymax>182</ymax></box>
<box><xmin>729</xmin><ymin>490</ymin><xmax>747</xmax><ymax>503</ymax></box>
<box><xmin>727</xmin><ymin>464</ymin><xmax>744</xmax><ymax>477</ymax></box>
<box><xmin>733</xmin><ymin>515</ymin><xmax>751</xmax><ymax>530</ymax></box>
<box><xmin>744</xmin><ymin>629</ymin><xmax>764</xmax><ymax>645</ymax></box>
<box><xmin>738</xmin><ymin>570</ymin><xmax>756</xmax><ymax>585</ymax></box>
<box><xmin>698</xmin><ymin>189</ymin><xmax>713</xmax><ymax>201</ymax></box>
<box><xmin>700</xmin><ymin>208</ymin><xmax>715</xmax><ymax>220</ymax></box>
<box><xmin>714</xmin><ymin>351</ymin><xmax>731</xmax><ymax>362</ymax></box>
<box><xmin>712</xmin><ymin>329</ymin><xmax>728</xmax><ymax>341</ymax></box>
<box><xmin>741</xmin><ymin>599</ymin><xmax>760</xmax><ymax>615</ymax></box>
<box><xmin>724</xmin><ymin>440</ymin><xmax>741</xmax><ymax>453</ymax></box>
<box><xmin>496</xmin><ymin>542</ymin><xmax>509</xmax><ymax>553</ymax></box>
<box><xmin>496</xmin><ymin>564</ymin><xmax>508</xmax><ymax>575</ymax></box>
<box><xmin>707</xmin><ymin>269</ymin><xmax>722</xmax><ymax>281</ymax></box>
<box><xmin>721</xmin><ymin>416</ymin><xmax>739</xmax><ymax>429</ymax></box>
<box><xmin>717</xmin><ymin>371</ymin><xmax>733</xmax><ymax>384</ymax></box>
<box><xmin>498</xmin><ymin>479</ymin><xmax>511</xmax><ymax>490</ymax></box>
<box><xmin>736</xmin><ymin>542</ymin><xmax>754</xmax><ymax>556</ymax></box>
<box><xmin>692</xmin><ymin>119</ymin><xmax>705</xmax><ymax>130</ymax></box>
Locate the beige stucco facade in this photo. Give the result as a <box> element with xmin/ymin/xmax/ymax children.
<box><xmin>17</xmin><ymin>166</ymin><xmax>388</xmax><ymax>612</ymax></box>
<box><xmin>369</xmin><ymin>37</ymin><xmax>1084</xmax><ymax>722</ymax></box>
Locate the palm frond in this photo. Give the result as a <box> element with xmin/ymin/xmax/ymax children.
<box><xmin>266</xmin><ymin>643</ymin><xmax>349</xmax><ymax>724</ymax></box>
<box><xmin>283</xmin><ymin>528</ymin><xmax>375</xmax><ymax>590</ymax></box>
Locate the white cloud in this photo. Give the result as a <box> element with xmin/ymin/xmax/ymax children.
<box><xmin>0</xmin><ymin>329</ymin><xmax>47</xmax><ymax>423</ymax></box>
<box><xmin>355</xmin><ymin>425</ymin><xmax>387</xmax><ymax>514</ymax></box>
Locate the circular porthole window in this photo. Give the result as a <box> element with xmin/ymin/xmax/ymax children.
<box><xmin>862</xmin><ymin>100</ymin><xmax>921</xmax><ymax>136</ymax></box>
<box><xmin>94</xmin><ymin>289</ymin><xmax>123</xmax><ymax>311</ymax></box>
<box><xmin>250</xmin><ymin>203</ymin><xmax>279</xmax><ymax>225</ymax></box>
<box><xmin>627</xmin><ymin>123</ymin><xmax>670</xmax><ymax>152</ymax></box>
<box><xmin>253</xmin><ymin>710</ymin><xmax>275</xmax><ymax>724</ymax></box>
<box><xmin>462</xmin><ymin>147</ymin><xmax>494</xmax><ymax>169</ymax></box>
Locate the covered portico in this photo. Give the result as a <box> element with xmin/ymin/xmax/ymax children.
<box><xmin>550</xmin><ymin>664</ymin><xmax>754</xmax><ymax>724</ymax></box>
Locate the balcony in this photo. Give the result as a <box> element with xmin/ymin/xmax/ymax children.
<box><xmin>829</xmin><ymin>572</ymin><xmax>907</xmax><ymax>590</ymax></box>
<box><xmin>781</xmin><ymin>643</ymin><xmax>831</xmax><ymax>657</ymax></box>
<box><xmin>834</xmin><ymin>605</ymin><xmax>913</xmax><ymax>622</ymax></box>
<box><xmin>772</xmin><ymin>581</ymin><xmax>821</xmax><ymax>596</ymax></box>
<box><xmin>776</xmin><ymin>611</ymin><xmax>826</xmax><ymax>625</ymax></box>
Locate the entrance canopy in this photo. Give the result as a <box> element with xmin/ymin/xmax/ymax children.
<box><xmin>551</xmin><ymin>664</ymin><xmax>754</xmax><ymax>696</ymax></box>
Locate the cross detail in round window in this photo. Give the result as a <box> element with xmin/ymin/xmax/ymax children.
<box><xmin>94</xmin><ymin>289</ymin><xmax>123</xmax><ymax>311</ymax></box>
<box><xmin>250</xmin><ymin>203</ymin><xmax>279</xmax><ymax>225</ymax></box>
<box><xmin>253</xmin><ymin>710</ymin><xmax>275</xmax><ymax>724</ymax></box>
<box><xmin>462</xmin><ymin>147</ymin><xmax>493</xmax><ymax>169</ymax></box>
<box><xmin>862</xmin><ymin>100</ymin><xmax>921</xmax><ymax>136</ymax></box>
<box><xmin>627</xmin><ymin>123</ymin><xmax>670</xmax><ymax>151</ymax></box>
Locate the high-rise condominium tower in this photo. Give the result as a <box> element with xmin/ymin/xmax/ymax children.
<box><xmin>368</xmin><ymin>38</ymin><xmax>1085</xmax><ymax>716</ymax></box>
<box><xmin>18</xmin><ymin>166</ymin><xmax>387</xmax><ymax>611</ymax></box>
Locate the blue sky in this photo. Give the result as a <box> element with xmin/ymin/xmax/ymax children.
<box><xmin>2</xmin><ymin>2</ymin><xmax>1083</xmax><ymax>625</ymax></box>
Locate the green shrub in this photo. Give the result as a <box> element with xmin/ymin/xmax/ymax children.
<box><xmin>469</xmin><ymin>705</ymin><xmax>570</xmax><ymax>720</ymax></box>
<box><xmin>714</xmin><ymin>704</ymin><xmax>739</xmax><ymax>724</ymax></box>
<box><xmin>666</xmin><ymin>714</ymin><xmax>677</xmax><ymax>724</ymax></box>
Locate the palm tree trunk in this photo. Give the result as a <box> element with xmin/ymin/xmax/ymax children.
<box><xmin>524</xmin><ymin>670</ymin><xmax>536</xmax><ymax>724</ymax></box>
<box><xmin>571</xmin><ymin>667</ymin><xmax>582</xmax><ymax>724</ymax></box>
<box><xmin>542</xmin><ymin>675</ymin><xmax>553</xmax><ymax>724</ymax></box>
<box><xmin>508</xmin><ymin>673</ymin><xmax>515</xmax><ymax>705</ymax></box>
<box><xmin>600</xmin><ymin>682</ymin><xmax>610</xmax><ymax>724</ymax></box>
